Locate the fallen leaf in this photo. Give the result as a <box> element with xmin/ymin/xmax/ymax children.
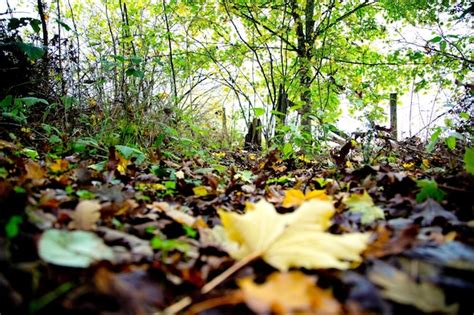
<box><xmin>175</xmin><ymin>170</ymin><xmax>185</xmax><ymax>179</ymax></box>
<box><xmin>238</xmin><ymin>271</ymin><xmax>341</xmax><ymax>315</ymax></box>
<box><xmin>344</xmin><ymin>191</ymin><xmax>385</xmax><ymax>224</ymax></box>
<box><xmin>218</xmin><ymin>199</ymin><xmax>370</xmax><ymax>270</ymax></box>
<box><xmin>49</xmin><ymin>159</ymin><xmax>69</xmax><ymax>173</ymax></box>
<box><xmin>25</xmin><ymin>161</ymin><xmax>46</xmax><ymax>180</ymax></box>
<box><xmin>193</xmin><ymin>186</ymin><xmax>208</xmax><ymax>197</ymax></box>
<box><xmin>94</xmin><ymin>268</ymin><xmax>165</xmax><ymax>315</ymax></box>
<box><xmin>282</xmin><ymin>189</ymin><xmax>329</xmax><ymax>208</ymax></box>
<box><xmin>97</xmin><ymin>227</ymin><xmax>154</xmax><ymax>261</ymax></box>
<box><xmin>410</xmin><ymin>199</ymin><xmax>458</xmax><ymax>226</ymax></box>
<box><xmin>117</xmin><ymin>153</ymin><xmax>129</xmax><ymax>175</ymax></box>
<box><xmin>71</xmin><ymin>200</ymin><xmax>101</xmax><ymax>230</ymax></box>
<box><xmin>369</xmin><ymin>261</ymin><xmax>458</xmax><ymax>314</ymax></box>
<box><xmin>38</xmin><ymin>229</ymin><xmax>115</xmax><ymax>267</ymax></box>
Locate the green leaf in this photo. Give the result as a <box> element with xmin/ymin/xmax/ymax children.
<box><xmin>18</xmin><ymin>97</ymin><xmax>49</xmax><ymax>107</ymax></box>
<box><xmin>76</xmin><ymin>190</ymin><xmax>96</xmax><ymax>200</ymax></box>
<box><xmin>253</xmin><ymin>107</ymin><xmax>265</xmax><ymax>117</ymax></box>
<box><xmin>6</xmin><ymin>216</ymin><xmax>23</xmax><ymax>238</ymax></box>
<box><xmin>115</xmin><ymin>145</ymin><xmax>145</xmax><ymax>164</ymax></box>
<box><xmin>445</xmin><ymin>136</ymin><xmax>456</xmax><ymax>150</ymax></box>
<box><xmin>55</xmin><ymin>19</ymin><xmax>72</xmax><ymax>31</ymax></box>
<box><xmin>416</xmin><ymin>179</ymin><xmax>446</xmax><ymax>202</ymax></box>
<box><xmin>282</xmin><ymin>142</ymin><xmax>293</xmax><ymax>158</ymax></box>
<box><xmin>150</xmin><ymin>236</ymin><xmax>189</xmax><ymax>252</ymax></box>
<box><xmin>183</xmin><ymin>225</ymin><xmax>197</xmax><ymax>238</ymax></box>
<box><xmin>464</xmin><ymin>147</ymin><xmax>474</xmax><ymax>175</ymax></box>
<box><xmin>38</xmin><ymin>229</ymin><xmax>114</xmax><ymax>267</ymax></box>
<box><xmin>21</xmin><ymin>148</ymin><xmax>39</xmax><ymax>159</ymax></box>
<box><xmin>30</xmin><ymin>19</ymin><xmax>42</xmax><ymax>33</ymax></box>
<box><xmin>130</xmin><ymin>56</ymin><xmax>143</xmax><ymax>64</ymax></box>
<box><xmin>16</xmin><ymin>42</ymin><xmax>45</xmax><ymax>60</ymax></box>
<box><xmin>125</xmin><ymin>67</ymin><xmax>144</xmax><ymax>78</ymax></box>
<box><xmin>344</xmin><ymin>191</ymin><xmax>385</xmax><ymax>225</ymax></box>
<box><xmin>440</xmin><ymin>40</ymin><xmax>447</xmax><ymax>51</ymax></box>
<box><xmin>429</xmin><ymin>36</ymin><xmax>442</xmax><ymax>43</ymax></box>
<box><xmin>88</xmin><ymin>161</ymin><xmax>106</xmax><ymax>172</ymax></box>
<box><xmin>0</xmin><ymin>167</ymin><xmax>8</xmax><ymax>179</ymax></box>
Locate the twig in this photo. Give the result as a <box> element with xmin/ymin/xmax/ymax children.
<box><xmin>161</xmin><ymin>296</ymin><xmax>192</xmax><ymax>315</ymax></box>
<box><xmin>201</xmin><ymin>250</ymin><xmax>262</xmax><ymax>294</ymax></box>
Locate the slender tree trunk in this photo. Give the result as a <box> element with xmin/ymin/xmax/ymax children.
<box><xmin>37</xmin><ymin>0</ymin><xmax>49</xmax><ymax>92</ymax></box>
<box><xmin>162</xmin><ymin>0</ymin><xmax>178</xmax><ymax>108</ymax></box>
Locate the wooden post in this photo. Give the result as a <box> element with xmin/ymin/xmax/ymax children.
<box><xmin>390</xmin><ymin>93</ymin><xmax>397</xmax><ymax>140</ymax></box>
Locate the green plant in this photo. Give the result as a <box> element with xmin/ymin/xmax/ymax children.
<box><xmin>416</xmin><ymin>179</ymin><xmax>446</xmax><ymax>203</ymax></box>
<box><xmin>0</xmin><ymin>95</ymin><xmax>48</xmax><ymax>124</ymax></box>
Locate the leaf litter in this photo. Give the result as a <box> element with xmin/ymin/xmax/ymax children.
<box><xmin>1</xmin><ymin>141</ymin><xmax>473</xmax><ymax>314</ymax></box>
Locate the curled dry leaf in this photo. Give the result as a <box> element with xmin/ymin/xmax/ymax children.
<box><xmin>217</xmin><ymin>199</ymin><xmax>370</xmax><ymax>270</ymax></box>
<box><xmin>71</xmin><ymin>200</ymin><xmax>101</xmax><ymax>230</ymax></box>
<box><xmin>238</xmin><ymin>271</ymin><xmax>341</xmax><ymax>315</ymax></box>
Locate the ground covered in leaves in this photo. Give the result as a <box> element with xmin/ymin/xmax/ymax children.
<box><xmin>1</xmin><ymin>137</ymin><xmax>473</xmax><ymax>315</ymax></box>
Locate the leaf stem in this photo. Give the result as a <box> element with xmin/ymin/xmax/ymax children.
<box><xmin>201</xmin><ymin>250</ymin><xmax>262</xmax><ymax>294</ymax></box>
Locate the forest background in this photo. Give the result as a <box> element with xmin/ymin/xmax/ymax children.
<box><xmin>1</xmin><ymin>0</ymin><xmax>472</xmax><ymax>156</ymax></box>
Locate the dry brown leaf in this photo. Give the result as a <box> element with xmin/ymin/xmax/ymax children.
<box><xmin>238</xmin><ymin>271</ymin><xmax>341</xmax><ymax>315</ymax></box>
<box><xmin>72</xmin><ymin>200</ymin><xmax>101</xmax><ymax>230</ymax></box>
<box><xmin>25</xmin><ymin>161</ymin><xmax>46</xmax><ymax>180</ymax></box>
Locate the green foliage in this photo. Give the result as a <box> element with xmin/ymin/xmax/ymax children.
<box><xmin>464</xmin><ymin>147</ymin><xmax>474</xmax><ymax>175</ymax></box>
<box><xmin>5</xmin><ymin>215</ymin><xmax>23</xmax><ymax>239</ymax></box>
<box><xmin>0</xmin><ymin>95</ymin><xmax>48</xmax><ymax>124</ymax></box>
<box><xmin>115</xmin><ymin>145</ymin><xmax>146</xmax><ymax>164</ymax></box>
<box><xmin>416</xmin><ymin>179</ymin><xmax>446</xmax><ymax>203</ymax></box>
<box><xmin>150</xmin><ymin>236</ymin><xmax>189</xmax><ymax>253</ymax></box>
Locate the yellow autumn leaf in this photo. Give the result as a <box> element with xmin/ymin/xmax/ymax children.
<box><xmin>282</xmin><ymin>189</ymin><xmax>329</xmax><ymax>208</ymax></box>
<box><xmin>49</xmin><ymin>159</ymin><xmax>69</xmax><ymax>173</ymax></box>
<box><xmin>218</xmin><ymin>199</ymin><xmax>370</xmax><ymax>271</ymax></box>
<box><xmin>193</xmin><ymin>186</ymin><xmax>208</xmax><ymax>197</ymax></box>
<box><xmin>344</xmin><ymin>191</ymin><xmax>385</xmax><ymax>225</ymax></box>
<box><xmin>238</xmin><ymin>271</ymin><xmax>341</xmax><ymax>315</ymax></box>
<box><xmin>116</xmin><ymin>153</ymin><xmax>129</xmax><ymax>175</ymax></box>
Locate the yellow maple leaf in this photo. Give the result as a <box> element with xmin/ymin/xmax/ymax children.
<box><xmin>218</xmin><ymin>199</ymin><xmax>370</xmax><ymax>271</ymax></box>
<box><xmin>238</xmin><ymin>271</ymin><xmax>341</xmax><ymax>315</ymax></box>
<box><xmin>282</xmin><ymin>189</ymin><xmax>329</xmax><ymax>208</ymax></box>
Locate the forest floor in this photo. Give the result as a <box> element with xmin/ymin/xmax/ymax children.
<box><xmin>1</xmin><ymin>134</ymin><xmax>473</xmax><ymax>315</ymax></box>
